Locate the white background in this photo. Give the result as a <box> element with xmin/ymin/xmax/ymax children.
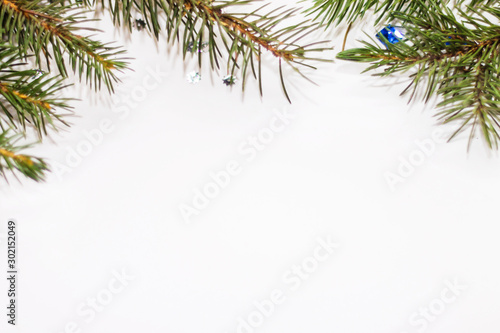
<box><xmin>1</xmin><ymin>2</ymin><xmax>500</xmax><ymax>333</ymax></box>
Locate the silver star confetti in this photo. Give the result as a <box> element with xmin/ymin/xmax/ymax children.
<box><xmin>187</xmin><ymin>71</ymin><xmax>202</xmax><ymax>84</ymax></box>
<box><xmin>222</xmin><ymin>75</ymin><xmax>237</xmax><ymax>86</ymax></box>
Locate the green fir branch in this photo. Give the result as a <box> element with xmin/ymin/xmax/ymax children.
<box><xmin>0</xmin><ymin>130</ymin><xmax>48</xmax><ymax>182</ymax></box>
<box><xmin>307</xmin><ymin>0</ymin><xmax>494</xmax><ymax>27</ymax></box>
<box><xmin>0</xmin><ymin>43</ymin><xmax>71</xmax><ymax>136</ymax></box>
<box><xmin>82</xmin><ymin>0</ymin><xmax>333</xmax><ymax>102</ymax></box>
<box><xmin>0</xmin><ymin>0</ymin><xmax>128</xmax><ymax>91</ymax></box>
<box><xmin>337</xmin><ymin>1</ymin><xmax>500</xmax><ymax>148</ymax></box>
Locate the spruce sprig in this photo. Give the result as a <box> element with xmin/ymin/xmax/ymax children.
<box><xmin>0</xmin><ymin>44</ymin><xmax>71</xmax><ymax>135</ymax></box>
<box><xmin>1</xmin><ymin>0</ymin><xmax>128</xmax><ymax>92</ymax></box>
<box><xmin>307</xmin><ymin>0</ymin><xmax>494</xmax><ymax>27</ymax></box>
<box><xmin>336</xmin><ymin>1</ymin><xmax>500</xmax><ymax>149</ymax></box>
<box><xmin>0</xmin><ymin>43</ymin><xmax>71</xmax><ymax>182</ymax></box>
<box><xmin>0</xmin><ymin>130</ymin><xmax>48</xmax><ymax>182</ymax></box>
<box><xmin>85</xmin><ymin>0</ymin><xmax>333</xmax><ymax>102</ymax></box>
<box><xmin>1</xmin><ymin>0</ymin><xmax>331</xmax><ymax>182</ymax></box>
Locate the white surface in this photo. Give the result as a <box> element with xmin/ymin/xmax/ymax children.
<box><xmin>1</xmin><ymin>4</ymin><xmax>500</xmax><ymax>333</ymax></box>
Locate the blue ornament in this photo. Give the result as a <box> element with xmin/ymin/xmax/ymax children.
<box><xmin>376</xmin><ymin>25</ymin><xmax>405</xmax><ymax>46</ymax></box>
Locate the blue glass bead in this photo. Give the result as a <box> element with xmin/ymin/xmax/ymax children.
<box><xmin>376</xmin><ymin>25</ymin><xmax>405</xmax><ymax>46</ymax></box>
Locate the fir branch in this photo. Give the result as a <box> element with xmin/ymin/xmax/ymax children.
<box><xmin>306</xmin><ymin>0</ymin><xmax>433</xmax><ymax>26</ymax></box>
<box><xmin>0</xmin><ymin>0</ymin><xmax>128</xmax><ymax>91</ymax></box>
<box><xmin>0</xmin><ymin>44</ymin><xmax>71</xmax><ymax>136</ymax></box>
<box><xmin>306</xmin><ymin>0</ymin><xmax>495</xmax><ymax>27</ymax></box>
<box><xmin>336</xmin><ymin>1</ymin><xmax>500</xmax><ymax>148</ymax></box>
<box><xmin>0</xmin><ymin>130</ymin><xmax>48</xmax><ymax>181</ymax></box>
<box><xmin>438</xmin><ymin>62</ymin><xmax>500</xmax><ymax>150</ymax></box>
<box><xmin>86</xmin><ymin>0</ymin><xmax>332</xmax><ymax>102</ymax></box>
<box><xmin>307</xmin><ymin>0</ymin><xmax>378</xmax><ymax>26</ymax></box>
